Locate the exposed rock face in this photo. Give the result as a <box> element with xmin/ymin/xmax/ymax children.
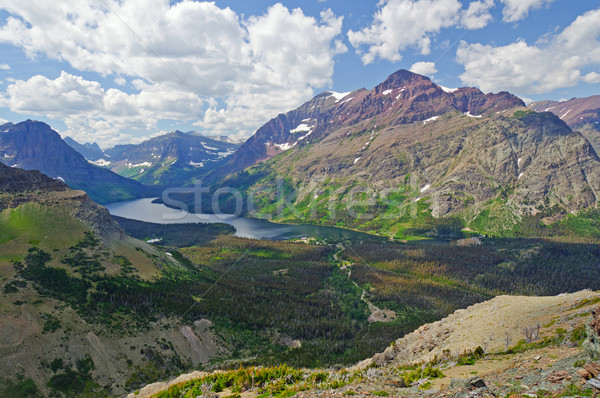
<box><xmin>209</xmin><ymin>69</ymin><xmax>524</xmax><ymax>182</ymax></box>
<box><xmin>238</xmin><ymin>107</ymin><xmax>600</xmax><ymax>229</ymax></box>
<box><xmin>0</xmin><ymin>120</ymin><xmax>153</xmax><ymax>203</ymax></box>
<box><xmin>0</xmin><ymin>161</ymin><xmax>67</xmax><ymax>193</ymax></box>
<box><xmin>415</xmin><ymin>112</ymin><xmax>600</xmax><ymax>217</ymax></box>
<box><xmin>584</xmin><ymin>306</ymin><xmax>600</xmax><ymax>360</ymax></box>
<box><xmin>0</xmin><ymin>161</ymin><xmax>124</xmax><ymax>241</ymax></box>
<box><xmin>201</xmin><ymin>70</ymin><xmax>600</xmax><ymax>232</ymax></box>
<box><xmin>529</xmin><ymin>96</ymin><xmax>600</xmax><ymax>153</ymax></box>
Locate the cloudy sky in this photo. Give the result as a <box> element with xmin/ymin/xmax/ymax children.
<box><xmin>0</xmin><ymin>0</ymin><xmax>598</xmax><ymax>147</ymax></box>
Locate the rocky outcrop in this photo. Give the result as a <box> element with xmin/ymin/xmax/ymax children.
<box><xmin>0</xmin><ymin>161</ymin><xmax>124</xmax><ymax>241</ymax></box>
<box><xmin>358</xmin><ymin>291</ymin><xmax>600</xmax><ymax>369</ymax></box>
<box><xmin>584</xmin><ymin>306</ymin><xmax>600</xmax><ymax>360</ymax></box>
<box><xmin>0</xmin><ymin>161</ymin><xmax>66</xmax><ymax>193</ymax></box>
<box><xmin>529</xmin><ymin>95</ymin><xmax>600</xmax><ymax>154</ymax></box>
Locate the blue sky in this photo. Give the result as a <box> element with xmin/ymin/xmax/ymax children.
<box><xmin>0</xmin><ymin>0</ymin><xmax>598</xmax><ymax>147</ymax></box>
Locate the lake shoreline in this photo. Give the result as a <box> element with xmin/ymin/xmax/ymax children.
<box><xmin>106</xmin><ymin>198</ymin><xmax>387</xmax><ymax>242</ymax></box>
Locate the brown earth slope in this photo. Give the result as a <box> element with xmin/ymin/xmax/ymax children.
<box><xmin>0</xmin><ymin>164</ymin><xmax>225</xmax><ymax>396</ymax></box>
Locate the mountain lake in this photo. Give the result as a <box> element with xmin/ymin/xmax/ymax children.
<box><xmin>106</xmin><ymin>198</ymin><xmax>383</xmax><ymax>242</ymax></box>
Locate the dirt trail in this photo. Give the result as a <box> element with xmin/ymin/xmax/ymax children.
<box><xmin>334</xmin><ymin>244</ymin><xmax>396</xmax><ymax>323</ymax></box>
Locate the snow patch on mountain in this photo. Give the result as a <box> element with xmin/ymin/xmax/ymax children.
<box><xmin>201</xmin><ymin>143</ymin><xmax>218</xmax><ymax>151</ymax></box>
<box><xmin>439</xmin><ymin>85</ymin><xmax>458</xmax><ymax>93</ymax></box>
<box><xmin>127</xmin><ymin>161</ymin><xmax>152</xmax><ymax>168</ymax></box>
<box><xmin>274</xmin><ymin>142</ymin><xmax>295</xmax><ymax>151</ymax></box>
<box><xmin>328</xmin><ymin>91</ymin><xmax>351</xmax><ymax>102</ymax></box>
<box><xmin>297</xmin><ymin>131</ymin><xmax>313</xmax><ymax>142</ymax></box>
<box><xmin>422</xmin><ymin>116</ymin><xmax>439</xmax><ymax>124</ymax></box>
<box><xmin>218</xmin><ymin>149</ymin><xmax>236</xmax><ymax>158</ymax></box>
<box><xmin>560</xmin><ymin>109</ymin><xmax>572</xmax><ymax>119</ymax></box>
<box><xmin>290</xmin><ymin>123</ymin><xmax>312</xmax><ymax>134</ymax></box>
<box><xmin>89</xmin><ymin>159</ymin><xmax>111</xmax><ymax>167</ymax></box>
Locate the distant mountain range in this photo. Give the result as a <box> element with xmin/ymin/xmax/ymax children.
<box><xmin>529</xmin><ymin>95</ymin><xmax>600</xmax><ymax>153</ymax></box>
<box><xmin>65</xmin><ymin>130</ymin><xmax>240</xmax><ymax>186</ymax></box>
<box><xmin>201</xmin><ymin>70</ymin><xmax>600</xmax><ymax>238</ymax></box>
<box><xmin>63</xmin><ymin>136</ymin><xmax>106</xmax><ymax>161</ymax></box>
<box><xmin>3</xmin><ymin>70</ymin><xmax>600</xmax><ymax>240</ymax></box>
<box><xmin>0</xmin><ymin>120</ymin><xmax>157</xmax><ymax>204</ymax></box>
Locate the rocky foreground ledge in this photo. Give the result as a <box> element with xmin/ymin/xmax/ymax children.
<box><xmin>129</xmin><ymin>290</ymin><xmax>600</xmax><ymax>398</ymax></box>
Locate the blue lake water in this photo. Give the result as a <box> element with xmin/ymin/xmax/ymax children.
<box><xmin>106</xmin><ymin>198</ymin><xmax>380</xmax><ymax>241</ymax></box>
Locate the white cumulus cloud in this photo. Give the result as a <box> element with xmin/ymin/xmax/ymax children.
<box><xmin>114</xmin><ymin>77</ymin><xmax>126</xmax><ymax>86</ymax></box>
<box><xmin>461</xmin><ymin>0</ymin><xmax>494</xmax><ymax>29</ymax></box>
<box><xmin>348</xmin><ymin>0</ymin><xmax>494</xmax><ymax>65</ymax></box>
<box><xmin>456</xmin><ymin>8</ymin><xmax>600</xmax><ymax>94</ymax></box>
<box><xmin>409</xmin><ymin>61</ymin><xmax>438</xmax><ymax>76</ymax></box>
<box><xmin>583</xmin><ymin>72</ymin><xmax>600</xmax><ymax>84</ymax></box>
<box><xmin>500</xmin><ymin>0</ymin><xmax>555</xmax><ymax>23</ymax></box>
<box><xmin>0</xmin><ymin>0</ymin><xmax>346</xmax><ymax>142</ymax></box>
<box><xmin>348</xmin><ymin>0</ymin><xmax>461</xmax><ymax>64</ymax></box>
<box><xmin>5</xmin><ymin>71</ymin><xmax>205</xmax><ymax>145</ymax></box>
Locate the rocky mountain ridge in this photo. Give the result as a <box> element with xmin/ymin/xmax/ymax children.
<box><xmin>63</xmin><ymin>136</ymin><xmax>105</xmax><ymax>161</ymax></box>
<box><xmin>65</xmin><ymin>130</ymin><xmax>240</xmax><ymax>186</ymax></box>
<box><xmin>529</xmin><ymin>95</ymin><xmax>600</xmax><ymax>153</ymax></box>
<box><xmin>204</xmin><ymin>70</ymin><xmax>600</xmax><ymax>237</ymax></box>
<box><xmin>209</xmin><ymin>69</ymin><xmax>524</xmax><ymax>181</ymax></box>
<box><xmin>529</xmin><ymin>95</ymin><xmax>600</xmax><ymax>131</ymax></box>
<box><xmin>0</xmin><ymin>120</ymin><xmax>156</xmax><ymax>204</ymax></box>
<box><xmin>103</xmin><ymin>130</ymin><xmax>239</xmax><ymax>185</ymax></box>
<box><xmin>0</xmin><ymin>160</ymin><xmax>66</xmax><ymax>194</ymax></box>
<box><xmin>0</xmin><ymin>161</ymin><xmax>124</xmax><ymax>241</ymax></box>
